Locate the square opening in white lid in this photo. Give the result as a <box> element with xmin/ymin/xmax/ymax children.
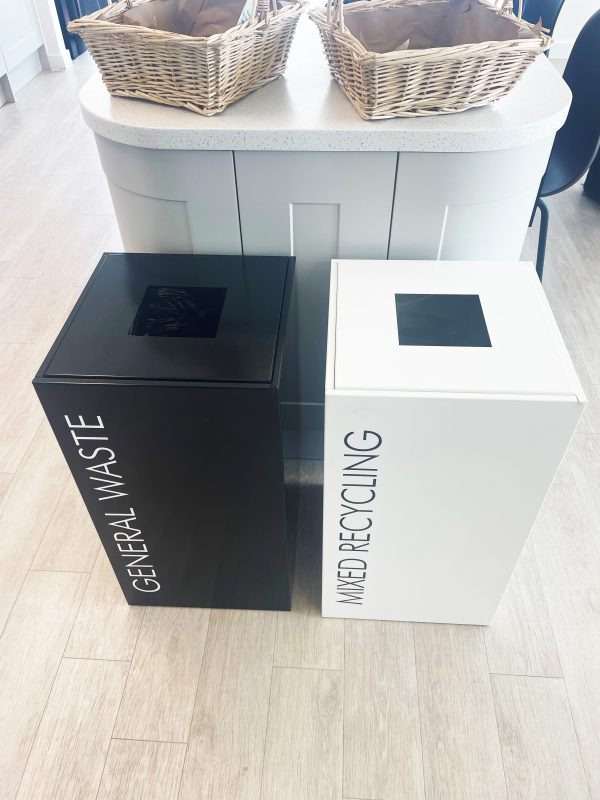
<box><xmin>333</xmin><ymin>260</ymin><xmax>583</xmax><ymax>399</ymax></box>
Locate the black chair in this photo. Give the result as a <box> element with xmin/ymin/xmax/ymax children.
<box><xmin>513</xmin><ymin>0</ymin><xmax>567</xmax><ymax>34</ymax></box>
<box><xmin>531</xmin><ymin>9</ymin><xmax>600</xmax><ymax>280</ymax></box>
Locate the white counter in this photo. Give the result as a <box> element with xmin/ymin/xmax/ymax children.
<box><xmin>79</xmin><ymin>18</ymin><xmax>571</xmax><ymax>456</ymax></box>
<box><xmin>80</xmin><ymin>16</ymin><xmax>571</xmax><ymax>153</ymax></box>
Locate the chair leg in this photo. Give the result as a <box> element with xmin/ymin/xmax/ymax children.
<box><xmin>536</xmin><ymin>198</ymin><xmax>549</xmax><ymax>281</ymax></box>
<box><xmin>529</xmin><ymin>203</ymin><xmax>537</xmax><ymax>228</ymax></box>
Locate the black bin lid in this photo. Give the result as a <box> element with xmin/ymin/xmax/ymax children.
<box><xmin>42</xmin><ymin>253</ymin><xmax>292</xmax><ymax>385</ymax></box>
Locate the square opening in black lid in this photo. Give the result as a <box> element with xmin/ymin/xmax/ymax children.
<box><xmin>42</xmin><ymin>254</ymin><xmax>293</xmax><ymax>384</ymax></box>
<box><xmin>129</xmin><ymin>285</ymin><xmax>227</xmax><ymax>338</ymax></box>
<box><xmin>395</xmin><ymin>293</ymin><xmax>492</xmax><ymax>348</ymax></box>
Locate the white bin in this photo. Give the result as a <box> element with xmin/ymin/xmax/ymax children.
<box><xmin>322</xmin><ymin>260</ymin><xmax>585</xmax><ymax>624</ymax></box>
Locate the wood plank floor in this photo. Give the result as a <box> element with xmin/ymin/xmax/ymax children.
<box><xmin>0</xmin><ymin>57</ymin><xmax>599</xmax><ymax>800</ymax></box>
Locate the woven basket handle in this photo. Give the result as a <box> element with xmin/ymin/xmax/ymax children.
<box><xmin>327</xmin><ymin>0</ymin><xmax>346</xmax><ymax>31</ymax></box>
<box><xmin>107</xmin><ymin>0</ymin><xmax>277</xmax><ymax>20</ymax></box>
<box><xmin>251</xmin><ymin>0</ymin><xmax>279</xmax><ymax>21</ymax></box>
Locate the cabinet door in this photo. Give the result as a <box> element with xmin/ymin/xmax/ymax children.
<box><xmin>95</xmin><ymin>136</ymin><xmax>242</xmax><ymax>257</ymax></box>
<box><xmin>0</xmin><ymin>0</ymin><xmax>43</xmax><ymax>72</ymax></box>
<box><xmin>235</xmin><ymin>151</ymin><xmax>396</xmax><ymax>421</ymax></box>
<box><xmin>389</xmin><ymin>140</ymin><xmax>553</xmax><ymax>262</ymax></box>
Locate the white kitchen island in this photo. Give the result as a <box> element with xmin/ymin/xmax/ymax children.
<box><xmin>80</xmin><ymin>16</ymin><xmax>571</xmax><ymax>457</ymax></box>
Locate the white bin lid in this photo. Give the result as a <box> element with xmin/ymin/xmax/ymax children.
<box><xmin>333</xmin><ymin>260</ymin><xmax>583</xmax><ymax>399</ymax></box>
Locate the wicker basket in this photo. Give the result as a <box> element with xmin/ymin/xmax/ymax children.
<box><xmin>69</xmin><ymin>0</ymin><xmax>306</xmax><ymax>115</ymax></box>
<box><xmin>309</xmin><ymin>0</ymin><xmax>551</xmax><ymax>119</ymax></box>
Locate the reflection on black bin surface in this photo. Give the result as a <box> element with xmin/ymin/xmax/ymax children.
<box><xmin>130</xmin><ymin>285</ymin><xmax>227</xmax><ymax>338</ymax></box>
<box><xmin>395</xmin><ymin>293</ymin><xmax>492</xmax><ymax>348</ymax></box>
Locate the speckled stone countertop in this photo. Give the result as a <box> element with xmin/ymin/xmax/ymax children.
<box><xmin>80</xmin><ymin>15</ymin><xmax>571</xmax><ymax>153</ymax></box>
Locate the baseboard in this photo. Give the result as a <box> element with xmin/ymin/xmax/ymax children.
<box><xmin>8</xmin><ymin>49</ymin><xmax>43</xmax><ymax>95</ymax></box>
<box><xmin>43</xmin><ymin>48</ymin><xmax>72</xmax><ymax>72</ymax></box>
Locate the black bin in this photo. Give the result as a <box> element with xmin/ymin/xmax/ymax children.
<box><xmin>34</xmin><ymin>252</ymin><xmax>295</xmax><ymax>611</ymax></box>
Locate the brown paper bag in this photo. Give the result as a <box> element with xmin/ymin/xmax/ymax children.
<box><xmin>122</xmin><ymin>0</ymin><xmax>182</xmax><ymax>33</ymax></box>
<box><xmin>344</xmin><ymin>4</ymin><xmax>446</xmax><ymax>52</ymax></box>
<box><xmin>446</xmin><ymin>1</ymin><xmax>536</xmax><ymax>45</ymax></box>
<box><xmin>176</xmin><ymin>0</ymin><xmax>208</xmax><ymax>32</ymax></box>
<box><xmin>122</xmin><ymin>0</ymin><xmax>205</xmax><ymax>35</ymax></box>
<box><xmin>344</xmin><ymin>0</ymin><xmax>535</xmax><ymax>54</ymax></box>
<box><xmin>189</xmin><ymin>0</ymin><xmax>247</xmax><ymax>36</ymax></box>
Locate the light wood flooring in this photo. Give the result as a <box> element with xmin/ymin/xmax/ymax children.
<box><xmin>1</xmin><ymin>57</ymin><xmax>600</xmax><ymax>800</ymax></box>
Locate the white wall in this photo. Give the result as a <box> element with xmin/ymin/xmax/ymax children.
<box><xmin>33</xmin><ymin>0</ymin><xmax>71</xmax><ymax>71</ymax></box>
<box><xmin>552</xmin><ymin>0</ymin><xmax>600</xmax><ymax>57</ymax></box>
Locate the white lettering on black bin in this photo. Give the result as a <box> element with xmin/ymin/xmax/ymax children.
<box><xmin>64</xmin><ymin>414</ymin><xmax>160</xmax><ymax>593</ymax></box>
